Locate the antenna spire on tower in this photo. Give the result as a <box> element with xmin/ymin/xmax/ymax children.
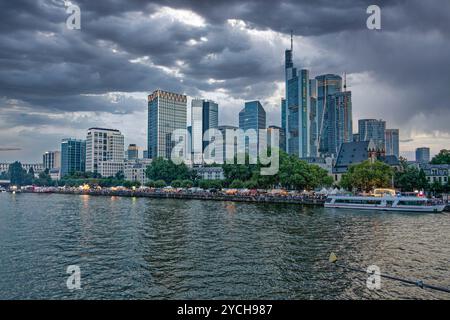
<box><xmin>290</xmin><ymin>30</ymin><xmax>293</xmax><ymax>51</ymax></box>
<box><xmin>344</xmin><ymin>72</ymin><xmax>347</xmax><ymax>91</ymax></box>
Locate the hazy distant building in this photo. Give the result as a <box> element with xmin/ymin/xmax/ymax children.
<box><xmin>43</xmin><ymin>151</ymin><xmax>61</xmax><ymax>170</ymax></box>
<box><xmin>416</xmin><ymin>147</ymin><xmax>430</xmax><ymax>163</ymax></box>
<box><xmin>86</xmin><ymin>128</ymin><xmax>124</xmax><ymax>176</ymax></box>
<box><xmin>385</xmin><ymin>129</ymin><xmax>400</xmax><ymax>158</ymax></box>
<box><xmin>358</xmin><ymin>119</ymin><xmax>386</xmax><ymax>150</ymax></box>
<box><xmin>127</xmin><ymin>144</ymin><xmax>139</xmax><ymax>160</ymax></box>
<box><xmin>148</xmin><ymin>90</ymin><xmax>187</xmax><ymax>159</ymax></box>
<box><xmin>61</xmin><ymin>138</ymin><xmax>86</xmax><ymax>177</ymax></box>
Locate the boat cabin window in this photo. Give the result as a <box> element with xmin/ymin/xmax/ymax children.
<box><xmin>397</xmin><ymin>200</ymin><xmax>426</xmax><ymax>206</ymax></box>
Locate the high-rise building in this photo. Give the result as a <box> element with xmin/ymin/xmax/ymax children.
<box><xmin>191</xmin><ymin>99</ymin><xmax>219</xmax><ymax>164</ymax></box>
<box><xmin>86</xmin><ymin>128</ymin><xmax>124</xmax><ymax>176</ymax></box>
<box><xmin>309</xmin><ymin>79</ymin><xmax>318</xmax><ymax>157</ymax></box>
<box><xmin>60</xmin><ymin>138</ymin><xmax>86</xmax><ymax>177</ymax></box>
<box><xmin>43</xmin><ymin>151</ymin><xmax>61</xmax><ymax>170</ymax></box>
<box><xmin>239</xmin><ymin>101</ymin><xmax>266</xmax><ymax>156</ymax></box>
<box><xmin>327</xmin><ymin>91</ymin><xmax>353</xmax><ymax>156</ymax></box>
<box><xmin>315</xmin><ymin>74</ymin><xmax>342</xmax><ymax>156</ymax></box>
<box><xmin>385</xmin><ymin>129</ymin><xmax>400</xmax><ymax>158</ymax></box>
<box><xmin>416</xmin><ymin>147</ymin><xmax>430</xmax><ymax>163</ymax></box>
<box><xmin>127</xmin><ymin>144</ymin><xmax>139</xmax><ymax>160</ymax></box>
<box><xmin>285</xmin><ymin>37</ymin><xmax>310</xmax><ymax>158</ymax></box>
<box><xmin>358</xmin><ymin>119</ymin><xmax>386</xmax><ymax>150</ymax></box>
<box><xmin>267</xmin><ymin>125</ymin><xmax>286</xmax><ymax>152</ymax></box>
<box><xmin>218</xmin><ymin>125</ymin><xmax>239</xmax><ymax>164</ymax></box>
<box><xmin>148</xmin><ymin>90</ymin><xmax>187</xmax><ymax>159</ymax></box>
<box><xmin>281</xmin><ymin>98</ymin><xmax>287</xmax><ymax>150</ymax></box>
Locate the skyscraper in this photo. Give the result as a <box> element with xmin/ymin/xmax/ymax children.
<box><xmin>327</xmin><ymin>91</ymin><xmax>353</xmax><ymax>156</ymax></box>
<box><xmin>191</xmin><ymin>99</ymin><xmax>219</xmax><ymax>164</ymax></box>
<box><xmin>43</xmin><ymin>151</ymin><xmax>61</xmax><ymax>170</ymax></box>
<box><xmin>86</xmin><ymin>128</ymin><xmax>124</xmax><ymax>175</ymax></box>
<box><xmin>148</xmin><ymin>90</ymin><xmax>187</xmax><ymax>160</ymax></box>
<box><xmin>385</xmin><ymin>129</ymin><xmax>400</xmax><ymax>158</ymax></box>
<box><xmin>281</xmin><ymin>98</ymin><xmax>287</xmax><ymax>150</ymax></box>
<box><xmin>218</xmin><ymin>125</ymin><xmax>239</xmax><ymax>163</ymax></box>
<box><xmin>309</xmin><ymin>79</ymin><xmax>318</xmax><ymax>157</ymax></box>
<box><xmin>416</xmin><ymin>147</ymin><xmax>430</xmax><ymax>163</ymax></box>
<box><xmin>127</xmin><ymin>144</ymin><xmax>139</xmax><ymax>160</ymax></box>
<box><xmin>268</xmin><ymin>125</ymin><xmax>286</xmax><ymax>152</ymax></box>
<box><xmin>358</xmin><ymin>119</ymin><xmax>386</xmax><ymax>150</ymax></box>
<box><xmin>285</xmin><ymin>35</ymin><xmax>310</xmax><ymax>157</ymax></box>
<box><xmin>315</xmin><ymin>74</ymin><xmax>342</xmax><ymax>156</ymax></box>
<box><xmin>239</xmin><ymin>101</ymin><xmax>266</xmax><ymax>155</ymax></box>
<box><xmin>60</xmin><ymin>138</ymin><xmax>86</xmax><ymax>177</ymax></box>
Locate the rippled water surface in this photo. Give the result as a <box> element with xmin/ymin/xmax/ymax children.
<box><xmin>0</xmin><ymin>193</ymin><xmax>449</xmax><ymax>299</ymax></box>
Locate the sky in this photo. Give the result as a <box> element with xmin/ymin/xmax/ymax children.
<box><xmin>0</xmin><ymin>0</ymin><xmax>449</xmax><ymax>163</ymax></box>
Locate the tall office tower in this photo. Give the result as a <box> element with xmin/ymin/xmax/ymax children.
<box><xmin>326</xmin><ymin>91</ymin><xmax>353</xmax><ymax>156</ymax></box>
<box><xmin>60</xmin><ymin>138</ymin><xmax>86</xmax><ymax>177</ymax></box>
<box><xmin>239</xmin><ymin>101</ymin><xmax>266</xmax><ymax>156</ymax></box>
<box><xmin>148</xmin><ymin>90</ymin><xmax>187</xmax><ymax>160</ymax></box>
<box><xmin>285</xmin><ymin>34</ymin><xmax>310</xmax><ymax>157</ymax></box>
<box><xmin>267</xmin><ymin>125</ymin><xmax>286</xmax><ymax>152</ymax></box>
<box><xmin>315</xmin><ymin>74</ymin><xmax>342</xmax><ymax>156</ymax></box>
<box><xmin>358</xmin><ymin>119</ymin><xmax>386</xmax><ymax>150</ymax></box>
<box><xmin>127</xmin><ymin>144</ymin><xmax>139</xmax><ymax>160</ymax></box>
<box><xmin>309</xmin><ymin>79</ymin><xmax>318</xmax><ymax>157</ymax></box>
<box><xmin>85</xmin><ymin>128</ymin><xmax>125</xmax><ymax>175</ymax></box>
<box><xmin>43</xmin><ymin>151</ymin><xmax>61</xmax><ymax>170</ymax></box>
<box><xmin>385</xmin><ymin>129</ymin><xmax>400</xmax><ymax>158</ymax></box>
<box><xmin>218</xmin><ymin>125</ymin><xmax>239</xmax><ymax>164</ymax></box>
<box><xmin>281</xmin><ymin>98</ymin><xmax>287</xmax><ymax>149</ymax></box>
<box><xmin>191</xmin><ymin>99</ymin><xmax>219</xmax><ymax>164</ymax></box>
<box><xmin>416</xmin><ymin>147</ymin><xmax>430</xmax><ymax>163</ymax></box>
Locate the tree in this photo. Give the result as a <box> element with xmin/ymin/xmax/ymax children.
<box><xmin>181</xmin><ymin>180</ymin><xmax>193</xmax><ymax>188</ymax></box>
<box><xmin>198</xmin><ymin>179</ymin><xmax>222</xmax><ymax>190</ymax></box>
<box><xmin>229</xmin><ymin>179</ymin><xmax>244</xmax><ymax>189</ymax></box>
<box><xmin>8</xmin><ymin>162</ymin><xmax>27</xmax><ymax>186</ymax></box>
<box><xmin>115</xmin><ymin>171</ymin><xmax>125</xmax><ymax>181</ymax></box>
<box><xmin>145</xmin><ymin>157</ymin><xmax>190</xmax><ymax>183</ymax></box>
<box><xmin>154</xmin><ymin>180</ymin><xmax>166</xmax><ymax>188</ymax></box>
<box><xmin>431</xmin><ymin>149</ymin><xmax>450</xmax><ymax>165</ymax></box>
<box><xmin>394</xmin><ymin>166</ymin><xmax>428</xmax><ymax>191</ymax></box>
<box><xmin>171</xmin><ymin>180</ymin><xmax>183</xmax><ymax>188</ymax></box>
<box><xmin>340</xmin><ymin>160</ymin><xmax>393</xmax><ymax>192</ymax></box>
<box><xmin>34</xmin><ymin>170</ymin><xmax>53</xmax><ymax>186</ymax></box>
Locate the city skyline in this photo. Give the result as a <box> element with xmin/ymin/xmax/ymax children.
<box><xmin>1</xmin><ymin>1</ymin><xmax>449</xmax><ymax>162</ymax></box>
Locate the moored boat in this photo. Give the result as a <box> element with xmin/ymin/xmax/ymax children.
<box><xmin>325</xmin><ymin>189</ymin><xmax>446</xmax><ymax>213</ymax></box>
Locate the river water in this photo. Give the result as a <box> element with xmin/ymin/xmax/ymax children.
<box><xmin>0</xmin><ymin>192</ymin><xmax>448</xmax><ymax>299</ymax></box>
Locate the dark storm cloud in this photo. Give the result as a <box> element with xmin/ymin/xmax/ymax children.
<box><xmin>0</xmin><ymin>0</ymin><xmax>449</xmax><ymax>161</ymax></box>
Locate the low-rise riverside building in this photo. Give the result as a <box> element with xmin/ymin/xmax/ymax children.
<box><xmin>194</xmin><ymin>167</ymin><xmax>225</xmax><ymax>180</ymax></box>
<box><xmin>332</xmin><ymin>140</ymin><xmax>399</xmax><ymax>183</ymax></box>
<box><xmin>420</xmin><ymin>164</ymin><xmax>449</xmax><ymax>185</ymax></box>
<box><xmin>124</xmin><ymin>159</ymin><xmax>153</xmax><ymax>185</ymax></box>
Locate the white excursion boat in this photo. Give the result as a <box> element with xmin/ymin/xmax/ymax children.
<box><xmin>325</xmin><ymin>189</ymin><xmax>446</xmax><ymax>213</ymax></box>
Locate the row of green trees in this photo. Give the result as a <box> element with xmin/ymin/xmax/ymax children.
<box><xmin>144</xmin><ymin>151</ymin><xmax>333</xmax><ymax>190</ymax></box>
<box><xmin>340</xmin><ymin>158</ymin><xmax>449</xmax><ymax>194</ymax></box>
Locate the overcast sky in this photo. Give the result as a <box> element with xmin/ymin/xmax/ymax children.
<box><xmin>0</xmin><ymin>0</ymin><xmax>449</xmax><ymax>162</ymax></box>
